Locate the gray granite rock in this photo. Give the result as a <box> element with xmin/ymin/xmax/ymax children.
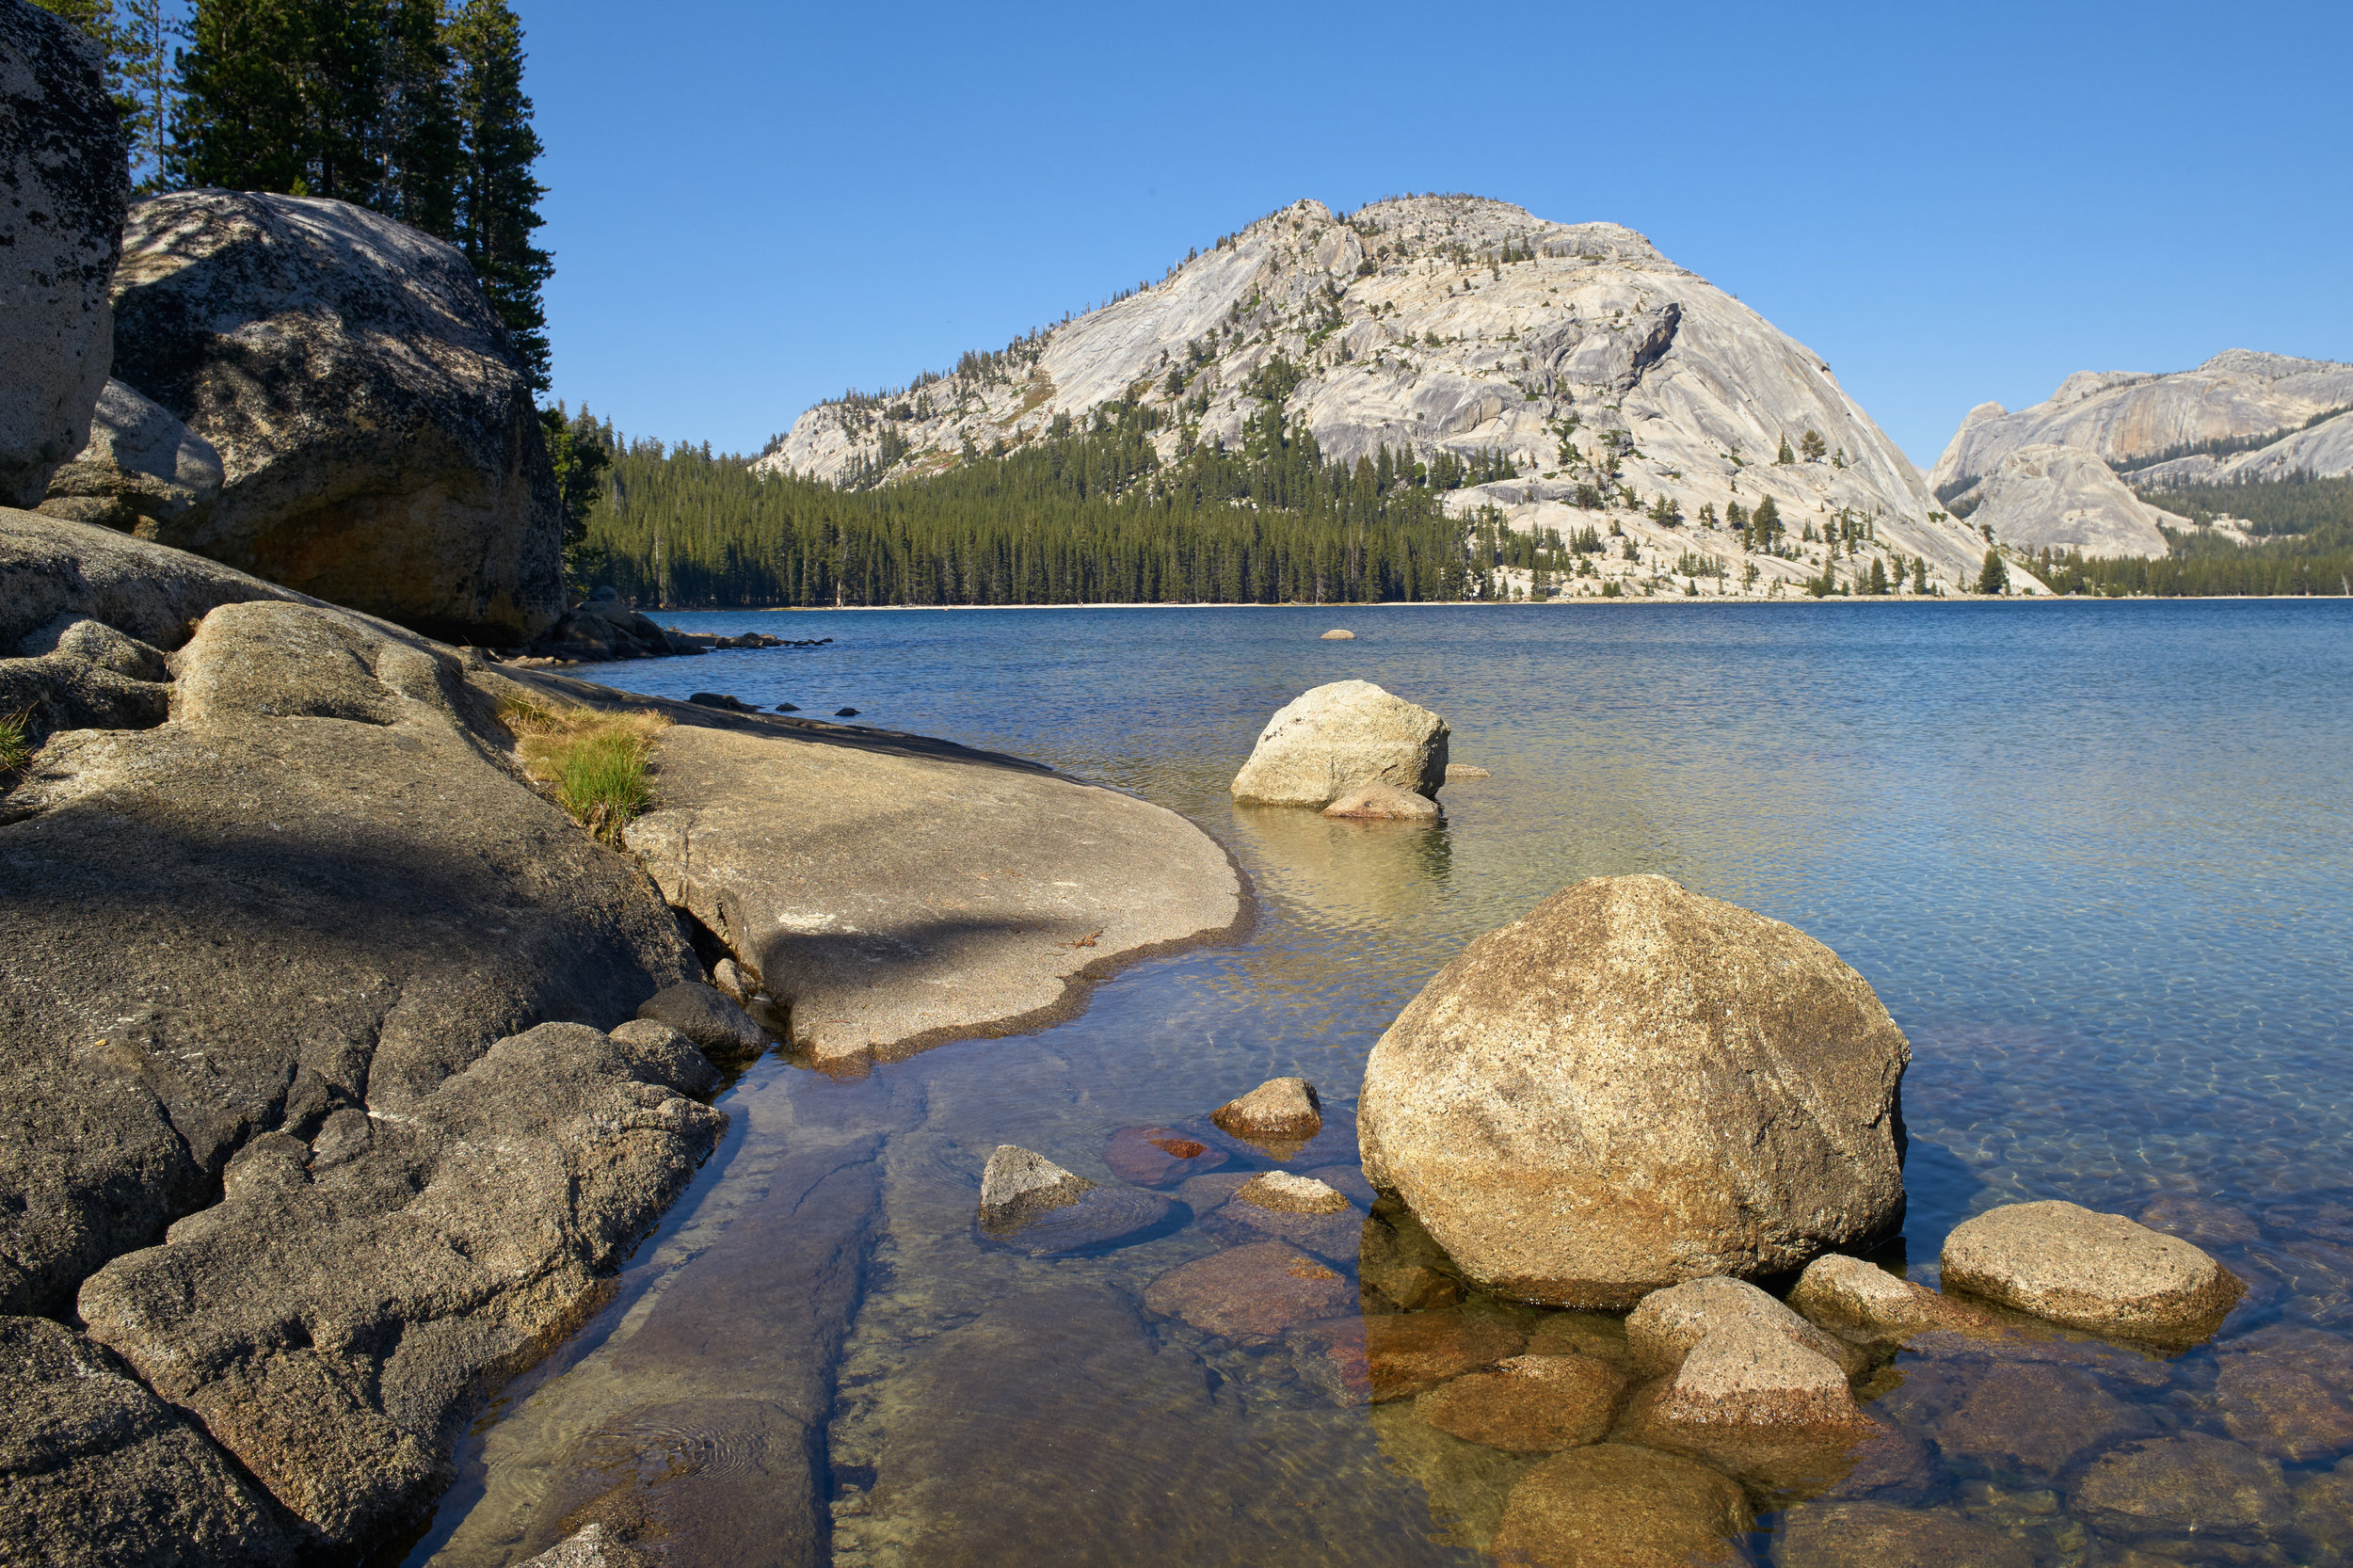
<box><xmin>1624</xmin><ymin>1276</ymin><xmax>1865</xmax><ymax>1429</ymax></box>
<box><xmin>1948</xmin><ymin>442</ymin><xmax>2177</xmax><ymax>558</ymax></box>
<box><xmin>1942</xmin><ymin>1199</ymin><xmax>2245</xmax><ymax>1342</ymax></box>
<box><xmin>38</xmin><ymin>378</ymin><xmax>222</xmax><ymax>536</ymax></box>
<box><xmin>0</xmin><ymin>2</ymin><xmax>126</xmax><ymax>506</ymax></box>
<box><xmin>635</xmin><ymin>980</ymin><xmax>768</xmax><ymax>1061</ymax></box>
<box><xmin>110</xmin><ymin>190</ymin><xmax>565</xmax><ymax>644</ymax></box>
<box><xmin>1231</xmin><ymin>679</ymin><xmax>1448</xmax><ymax>808</ymax></box>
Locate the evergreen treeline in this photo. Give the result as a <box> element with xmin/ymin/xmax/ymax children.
<box><xmin>33</xmin><ymin>0</ymin><xmax>552</xmax><ymax>386</ymax></box>
<box><xmin>572</xmin><ymin>401</ymin><xmax>1568</xmax><ymax>607</ymax></box>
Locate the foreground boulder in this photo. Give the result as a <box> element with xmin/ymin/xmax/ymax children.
<box><xmin>1229</xmin><ymin>679</ymin><xmax>1448</xmax><ymax>808</ymax></box>
<box><xmin>1359</xmin><ymin>874</ymin><xmax>1910</xmax><ymax>1304</ymax></box>
<box><xmin>0</xmin><ymin>3</ymin><xmax>126</xmax><ymax>506</ymax></box>
<box><xmin>38</xmin><ymin>377</ymin><xmax>223</xmax><ymax>536</ymax></box>
<box><xmin>109</xmin><ymin>190</ymin><xmax>565</xmax><ymax>644</ymax></box>
<box><xmin>1940</xmin><ymin>1199</ymin><xmax>2245</xmax><ymax>1342</ymax></box>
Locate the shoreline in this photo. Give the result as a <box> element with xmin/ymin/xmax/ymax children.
<box><xmin>613</xmin><ymin>594</ymin><xmax>2347</xmax><ymax>613</ymax></box>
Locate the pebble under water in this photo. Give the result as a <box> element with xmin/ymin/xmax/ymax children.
<box><xmin>402</xmin><ymin>600</ymin><xmax>2353</xmax><ymax>1568</ymax></box>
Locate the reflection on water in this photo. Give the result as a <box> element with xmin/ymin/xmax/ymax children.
<box><xmin>408</xmin><ymin>602</ymin><xmax>2353</xmax><ymax>1567</ymax></box>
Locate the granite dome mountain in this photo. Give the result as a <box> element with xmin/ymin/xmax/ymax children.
<box><xmin>760</xmin><ymin>195</ymin><xmax>2008</xmax><ymax>594</ymax></box>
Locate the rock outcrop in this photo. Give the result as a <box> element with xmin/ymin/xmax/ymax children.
<box><xmin>37</xmin><ymin>377</ymin><xmax>224</xmax><ymax>536</ymax></box>
<box><xmin>1358</xmin><ymin>874</ymin><xmax>1910</xmax><ymax>1305</ymax></box>
<box><xmin>760</xmin><ymin>195</ymin><xmax>2010</xmax><ymax>597</ymax></box>
<box><xmin>1230</xmin><ymin>679</ymin><xmax>1447</xmax><ymax>808</ymax></box>
<box><xmin>1956</xmin><ymin>442</ymin><xmax>2180</xmax><ymax>558</ymax></box>
<box><xmin>1931</xmin><ymin>352</ymin><xmax>2353</xmax><ymax>504</ymax></box>
<box><xmin>108</xmin><ymin>190</ymin><xmax>565</xmax><ymax>644</ymax></box>
<box><xmin>1940</xmin><ymin>1199</ymin><xmax>2245</xmax><ymax>1342</ymax></box>
<box><xmin>0</xmin><ymin>2</ymin><xmax>126</xmax><ymax>506</ymax></box>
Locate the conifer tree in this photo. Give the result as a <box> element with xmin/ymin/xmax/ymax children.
<box><xmin>448</xmin><ymin>0</ymin><xmax>551</xmax><ymax>388</ymax></box>
<box><xmin>1800</xmin><ymin>428</ymin><xmax>1826</xmax><ymax>461</ymax></box>
<box><xmin>1977</xmin><ymin>549</ymin><xmax>2009</xmax><ymax>595</ymax></box>
<box><xmin>1776</xmin><ymin>433</ymin><xmax>1796</xmax><ymax>465</ymax></box>
<box><xmin>175</xmin><ymin>0</ymin><xmax>310</xmax><ymax>194</ymax></box>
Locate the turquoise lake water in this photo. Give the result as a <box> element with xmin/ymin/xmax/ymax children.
<box><xmin>409</xmin><ymin>600</ymin><xmax>2353</xmax><ymax>1568</ymax></box>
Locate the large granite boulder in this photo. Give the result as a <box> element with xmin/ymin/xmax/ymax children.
<box><xmin>1358</xmin><ymin>874</ymin><xmax>1909</xmax><ymax>1305</ymax></box>
<box><xmin>108</xmin><ymin>190</ymin><xmax>565</xmax><ymax>644</ymax></box>
<box><xmin>38</xmin><ymin>376</ymin><xmax>223</xmax><ymax>536</ymax></box>
<box><xmin>1941</xmin><ymin>1199</ymin><xmax>2245</xmax><ymax>1342</ymax></box>
<box><xmin>1</xmin><ymin>515</ymin><xmax>698</xmax><ymax>1325</ymax></box>
<box><xmin>1229</xmin><ymin>679</ymin><xmax>1448</xmax><ymax>808</ymax></box>
<box><xmin>0</xmin><ymin>0</ymin><xmax>127</xmax><ymax>506</ymax></box>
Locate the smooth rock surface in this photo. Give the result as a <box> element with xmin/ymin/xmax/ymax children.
<box><xmin>1323</xmin><ymin>778</ymin><xmax>1442</xmax><ymax>820</ymax></box>
<box><xmin>616</xmin><ymin>700</ymin><xmax>1244</xmax><ymax>1064</ymax></box>
<box><xmin>1212</xmin><ymin>1076</ymin><xmax>1324</xmax><ymax>1142</ymax></box>
<box><xmin>0</xmin><ymin>2</ymin><xmax>126</xmax><ymax>506</ymax></box>
<box><xmin>1490</xmin><ymin>1442</ymin><xmax>1753</xmax><ymax>1568</ymax></box>
<box><xmin>1230</xmin><ymin>679</ymin><xmax>1447</xmax><ymax>808</ymax></box>
<box><xmin>1359</xmin><ymin>873</ymin><xmax>1910</xmax><ymax>1304</ymax></box>
<box><xmin>2</xmin><ymin>535</ymin><xmax>698</xmax><ymax>1323</ymax></box>
<box><xmin>110</xmin><ymin>190</ymin><xmax>565</xmax><ymax>643</ymax></box>
<box><xmin>1625</xmin><ymin>1276</ymin><xmax>1865</xmax><ymax>1428</ymax></box>
<box><xmin>1236</xmin><ymin>1171</ymin><xmax>1350</xmax><ymax>1214</ymax></box>
<box><xmin>2211</xmin><ymin>1325</ymin><xmax>2353</xmax><ymax>1462</ymax></box>
<box><xmin>2073</xmin><ymin>1433</ymin><xmax>2289</xmax><ymax>1544</ymax></box>
<box><xmin>1948</xmin><ymin>442</ymin><xmax>2177</xmax><ymax>558</ymax></box>
<box><xmin>77</xmin><ymin>1022</ymin><xmax>725</xmax><ymax>1547</ymax></box>
<box><xmin>1366</xmin><ymin>1305</ymin><xmax>1530</xmax><ymax>1401</ymax></box>
<box><xmin>1416</xmin><ymin>1353</ymin><xmax>1627</xmax><ymax>1452</ymax></box>
<box><xmin>1142</xmin><ymin>1241</ymin><xmax>1353</xmax><ymax>1343</ymax></box>
<box><xmin>1788</xmin><ymin>1254</ymin><xmax>1993</xmax><ymax>1339</ymax></box>
<box><xmin>1777</xmin><ymin>1500</ymin><xmax>2032</xmax><ymax>1568</ymax></box>
<box><xmin>635</xmin><ymin>981</ymin><xmax>767</xmax><ymax>1061</ymax></box>
<box><xmin>0</xmin><ymin>1313</ymin><xmax>296</xmax><ymax>1567</ymax></box>
<box><xmin>1941</xmin><ymin>1200</ymin><xmax>2245</xmax><ymax>1341</ymax></box>
<box><xmin>38</xmin><ymin>377</ymin><xmax>223</xmax><ymax>536</ymax></box>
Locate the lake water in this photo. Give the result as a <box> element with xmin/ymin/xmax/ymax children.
<box><xmin>405</xmin><ymin>600</ymin><xmax>2353</xmax><ymax>1568</ymax></box>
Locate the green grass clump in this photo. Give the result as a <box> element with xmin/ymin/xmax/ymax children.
<box><xmin>0</xmin><ymin>710</ymin><xmax>31</xmax><ymax>776</ymax></box>
<box><xmin>503</xmin><ymin>697</ymin><xmax>666</xmax><ymax>845</ymax></box>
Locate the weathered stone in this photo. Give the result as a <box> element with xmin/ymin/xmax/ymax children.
<box><xmin>1143</xmin><ymin>1242</ymin><xmax>1353</xmax><ymax>1343</ymax></box>
<box><xmin>110</xmin><ymin>190</ymin><xmax>565</xmax><ymax>643</ymax></box>
<box><xmin>517</xmin><ymin>1524</ymin><xmax>661</xmax><ymax>1568</ymax></box>
<box><xmin>1</xmin><ymin>554</ymin><xmax>698</xmax><ymax>1322</ymax></box>
<box><xmin>77</xmin><ymin>1022</ymin><xmax>726</xmax><ymax>1548</ymax></box>
<box><xmin>1446</xmin><ymin>763</ymin><xmax>1491</xmax><ymax>779</ymax></box>
<box><xmin>1624</xmin><ymin>1276</ymin><xmax>1865</xmax><ymax>1428</ymax></box>
<box><xmin>1237</xmin><ymin>1171</ymin><xmax>1349</xmax><ymax>1215</ymax></box>
<box><xmin>1360</xmin><ymin>1194</ymin><xmax>1465</xmax><ymax>1310</ymax></box>
<box><xmin>1102</xmin><ymin>1125</ymin><xmax>1226</xmax><ymax>1187</ymax></box>
<box><xmin>1490</xmin><ymin>1442</ymin><xmax>1753</xmax><ymax>1568</ymax></box>
<box><xmin>1611</xmin><ymin>1386</ymin><xmax>1901</xmax><ymax>1502</ymax></box>
<box><xmin>1211</xmin><ymin>1075</ymin><xmax>1324</xmax><ymax>1142</ymax></box>
<box><xmin>603</xmin><ymin>1020</ymin><xmax>722</xmax><ymax>1099</ymax></box>
<box><xmin>1789</xmin><ymin>1254</ymin><xmax>1993</xmax><ymax>1340</ymax></box>
<box><xmin>1322</xmin><ymin>779</ymin><xmax>1442</xmax><ymax>820</ymax></box>
<box><xmin>977</xmin><ymin>1149</ymin><xmax>1174</xmax><ymax>1257</ymax></box>
<box><xmin>1361</xmin><ymin>874</ymin><xmax>1909</xmax><ymax>1305</ymax></box>
<box><xmin>1230</xmin><ymin>679</ymin><xmax>1447</xmax><ymax>808</ymax></box>
<box><xmin>39</xmin><ymin>378</ymin><xmax>223</xmax><ymax>537</ymax></box>
<box><xmin>1942</xmin><ymin>1200</ymin><xmax>2245</xmax><ymax>1342</ymax></box>
<box><xmin>1366</xmin><ymin>1304</ymin><xmax>1529</xmax><ymax>1401</ymax></box>
<box><xmin>1288</xmin><ymin>1316</ymin><xmax>1373</xmax><ymax>1405</ymax></box>
<box><xmin>1524</xmin><ymin>1310</ymin><xmax>1633</xmax><ymax>1368</ymax></box>
<box><xmin>1199</xmin><ymin>1185</ymin><xmax>1362</xmax><ymax>1261</ymax></box>
<box><xmin>2293</xmin><ymin>1457</ymin><xmax>2353</xmax><ymax>1565</ymax></box>
<box><xmin>616</xmin><ymin>702</ymin><xmax>1244</xmax><ymax>1066</ymax></box>
<box><xmin>710</xmin><ymin>955</ymin><xmax>753</xmax><ymax>1003</ymax></box>
<box><xmin>1320</xmin><ymin>627</ymin><xmax>1355</xmax><ymax>639</ymax></box>
<box><xmin>2213</xmin><ymin>1339</ymin><xmax>2353</xmax><ymax>1462</ymax></box>
<box><xmin>635</xmin><ymin>981</ymin><xmax>767</xmax><ymax>1061</ymax></box>
<box><xmin>2073</xmin><ymin>1433</ymin><xmax>2289</xmax><ymax>1544</ymax></box>
<box><xmin>1777</xmin><ymin>1500</ymin><xmax>2032</xmax><ymax>1568</ymax></box>
<box><xmin>0</xmin><ymin>2</ymin><xmax>126</xmax><ymax>506</ymax></box>
<box><xmin>1946</xmin><ymin>443</ymin><xmax>2177</xmax><ymax>558</ymax></box>
<box><xmin>976</xmin><ymin>1144</ymin><xmax>1092</xmax><ymax>1227</ymax></box>
<box><xmin>1416</xmin><ymin>1353</ymin><xmax>1627</xmax><ymax>1452</ymax></box>
<box><xmin>0</xmin><ymin>1314</ymin><xmax>296</xmax><ymax>1567</ymax></box>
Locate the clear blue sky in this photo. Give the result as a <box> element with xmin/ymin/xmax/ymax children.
<box><xmin>515</xmin><ymin>0</ymin><xmax>2352</xmax><ymax>468</ymax></box>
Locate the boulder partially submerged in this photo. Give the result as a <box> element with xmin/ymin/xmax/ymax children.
<box><xmin>1211</xmin><ymin>1076</ymin><xmax>1323</xmax><ymax>1143</ymax></box>
<box><xmin>1229</xmin><ymin>679</ymin><xmax>1447</xmax><ymax>808</ymax></box>
<box><xmin>1941</xmin><ymin>1199</ymin><xmax>2245</xmax><ymax>1342</ymax></box>
<box><xmin>1358</xmin><ymin>874</ymin><xmax>1910</xmax><ymax>1305</ymax></box>
<box><xmin>109</xmin><ymin>190</ymin><xmax>566</xmax><ymax>644</ymax></box>
<box><xmin>974</xmin><ymin>1145</ymin><xmax>1173</xmax><ymax>1256</ymax></box>
<box><xmin>1624</xmin><ymin>1277</ymin><xmax>1865</xmax><ymax>1430</ymax></box>
<box><xmin>1787</xmin><ymin>1254</ymin><xmax>1993</xmax><ymax>1341</ymax></box>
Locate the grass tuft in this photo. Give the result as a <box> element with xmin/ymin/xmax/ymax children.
<box><xmin>502</xmin><ymin>696</ymin><xmax>668</xmax><ymax>845</ymax></box>
<box><xmin>0</xmin><ymin>710</ymin><xmax>30</xmax><ymax>776</ymax></box>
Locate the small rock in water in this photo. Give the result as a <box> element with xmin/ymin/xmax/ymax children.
<box><xmin>1143</xmin><ymin>1241</ymin><xmax>1352</xmax><ymax>1343</ymax></box>
<box><xmin>1229</xmin><ymin>679</ymin><xmax>1448</xmax><ymax>808</ymax></box>
<box><xmin>1491</xmin><ymin>1444</ymin><xmax>1753</xmax><ymax>1568</ymax></box>
<box><xmin>1321</xmin><ymin>780</ymin><xmax>1440</xmax><ymax>820</ymax></box>
<box><xmin>686</xmin><ymin>691</ymin><xmax>757</xmax><ymax>712</ymax></box>
<box><xmin>975</xmin><ymin>1144</ymin><xmax>1174</xmax><ymax>1256</ymax></box>
<box><xmin>1625</xmin><ymin>1276</ymin><xmax>1866</xmax><ymax>1429</ymax></box>
<box><xmin>1103</xmin><ymin>1126</ymin><xmax>1226</xmax><ymax>1188</ymax></box>
<box><xmin>517</xmin><ymin>1524</ymin><xmax>660</xmax><ymax>1568</ymax></box>
<box><xmin>773</xmin><ymin>701</ymin><xmax>799</xmax><ymax>712</ymax></box>
<box><xmin>1211</xmin><ymin>1076</ymin><xmax>1322</xmax><ymax>1142</ymax></box>
<box><xmin>1776</xmin><ymin>1500</ymin><xmax>2032</xmax><ymax>1568</ymax></box>
<box><xmin>1941</xmin><ymin>1199</ymin><xmax>2246</xmax><ymax>1342</ymax></box>
<box><xmin>1235</xmin><ymin>1172</ymin><xmax>1350</xmax><ymax>1215</ymax></box>
<box><xmin>709</xmin><ymin>956</ymin><xmax>752</xmax><ymax>1004</ymax></box>
<box><xmin>1416</xmin><ymin>1353</ymin><xmax>1629</xmax><ymax>1452</ymax></box>
<box><xmin>1202</xmin><ymin>1173</ymin><xmax>1362</xmax><ymax>1259</ymax></box>
<box><xmin>635</xmin><ymin>981</ymin><xmax>767</xmax><ymax>1059</ymax></box>
<box><xmin>1359</xmin><ymin>1196</ymin><xmax>1464</xmax><ymax>1311</ymax></box>
<box><xmin>1320</xmin><ymin>628</ymin><xmax>1356</xmax><ymax>639</ymax></box>
<box><xmin>1446</xmin><ymin>763</ymin><xmax>1491</xmax><ymax>779</ymax></box>
<box><xmin>834</xmin><ymin>707</ymin><xmax>859</xmax><ymax>717</ymax></box>
<box><xmin>977</xmin><ymin>1145</ymin><xmax>1093</xmax><ymax>1228</ymax></box>
<box><xmin>1787</xmin><ymin>1254</ymin><xmax>1992</xmax><ymax>1341</ymax></box>
<box><xmin>2073</xmin><ymin>1433</ymin><xmax>2288</xmax><ymax>1544</ymax></box>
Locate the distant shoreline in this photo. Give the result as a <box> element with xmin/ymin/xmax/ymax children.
<box><xmin>618</xmin><ymin>594</ymin><xmax>2345</xmax><ymax>613</ymax></box>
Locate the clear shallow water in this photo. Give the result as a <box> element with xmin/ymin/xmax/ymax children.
<box><xmin>410</xmin><ymin>601</ymin><xmax>2353</xmax><ymax>1567</ymax></box>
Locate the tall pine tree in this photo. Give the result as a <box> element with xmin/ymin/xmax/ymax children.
<box><xmin>447</xmin><ymin>0</ymin><xmax>551</xmax><ymax>390</ymax></box>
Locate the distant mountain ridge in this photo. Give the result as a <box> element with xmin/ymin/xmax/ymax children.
<box><xmin>758</xmin><ymin>195</ymin><xmax>2009</xmax><ymax>593</ymax></box>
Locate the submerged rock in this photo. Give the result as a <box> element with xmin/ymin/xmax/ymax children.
<box><xmin>1321</xmin><ymin>779</ymin><xmax>1441</xmax><ymax>821</ymax></box>
<box><xmin>1941</xmin><ymin>1199</ymin><xmax>2245</xmax><ymax>1342</ymax></box>
<box><xmin>1236</xmin><ymin>1171</ymin><xmax>1349</xmax><ymax>1214</ymax></box>
<box><xmin>1102</xmin><ymin>1125</ymin><xmax>1226</xmax><ymax>1188</ymax></box>
<box><xmin>517</xmin><ymin>1525</ymin><xmax>660</xmax><ymax>1568</ymax></box>
<box><xmin>1142</xmin><ymin>1241</ymin><xmax>1353</xmax><ymax>1343</ymax></box>
<box><xmin>0</xmin><ymin>2</ymin><xmax>126</xmax><ymax>507</ymax></box>
<box><xmin>1490</xmin><ymin>1443</ymin><xmax>1753</xmax><ymax>1568</ymax></box>
<box><xmin>1365</xmin><ymin>1304</ymin><xmax>1529</xmax><ymax>1401</ymax></box>
<box><xmin>1777</xmin><ymin>1500</ymin><xmax>2031</xmax><ymax>1568</ymax></box>
<box><xmin>1211</xmin><ymin>1076</ymin><xmax>1323</xmax><ymax>1142</ymax></box>
<box><xmin>1359</xmin><ymin>1194</ymin><xmax>1464</xmax><ymax>1311</ymax></box>
<box><xmin>1359</xmin><ymin>873</ymin><xmax>1909</xmax><ymax>1305</ymax></box>
<box><xmin>975</xmin><ymin>1145</ymin><xmax>1173</xmax><ymax>1255</ymax></box>
<box><xmin>1229</xmin><ymin>679</ymin><xmax>1448</xmax><ymax>808</ymax></box>
<box><xmin>977</xmin><ymin>1145</ymin><xmax>1093</xmax><ymax>1227</ymax></box>
<box><xmin>1788</xmin><ymin>1254</ymin><xmax>1993</xmax><ymax>1340</ymax></box>
<box><xmin>1200</xmin><ymin>1175</ymin><xmax>1361</xmax><ymax>1260</ymax></box>
<box><xmin>2211</xmin><ymin>1325</ymin><xmax>2353</xmax><ymax>1462</ymax></box>
<box><xmin>1445</xmin><ymin>763</ymin><xmax>1490</xmax><ymax>779</ymax></box>
<box><xmin>2073</xmin><ymin>1433</ymin><xmax>2289</xmax><ymax>1545</ymax></box>
<box><xmin>1416</xmin><ymin>1353</ymin><xmax>1627</xmax><ymax>1452</ymax></box>
<box><xmin>110</xmin><ymin>190</ymin><xmax>565</xmax><ymax>643</ymax></box>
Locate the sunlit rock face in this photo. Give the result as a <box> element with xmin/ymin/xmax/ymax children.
<box><xmin>758</xmin><ymin>194</ymin><xmax>2004</xmax><ymax>591</ymax></box>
